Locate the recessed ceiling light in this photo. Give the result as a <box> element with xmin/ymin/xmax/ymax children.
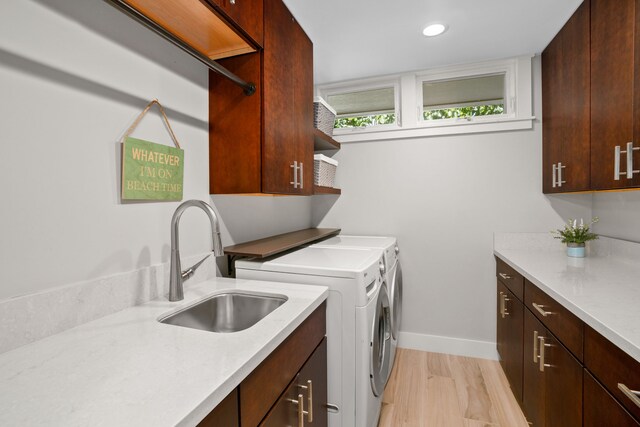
<box><xmin>422</xmin><ymin>23</ymin><xmax>447</xmax><ymax>37</ymax></box>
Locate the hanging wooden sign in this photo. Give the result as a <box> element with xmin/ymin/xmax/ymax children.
<box><xmin>120</xmin><ymin>100</ymin><xmax>184</xmax><ymax>201</ymax></box>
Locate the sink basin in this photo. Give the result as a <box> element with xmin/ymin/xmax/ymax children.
<box><xmin>159</xmin><ymin>291</ymin><xmax>288</xmax><ymax>333</ymax></box>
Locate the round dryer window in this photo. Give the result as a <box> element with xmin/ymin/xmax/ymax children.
<box><xmin>370</xmin><ymin>284</ymin><xmax>391</xmax><ymax>397</ymax></box>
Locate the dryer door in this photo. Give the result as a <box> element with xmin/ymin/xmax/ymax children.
<box><xmin>389</xmin><ymin>261</ymin><xmax>403</xmax><ymax>340</ymax></box>
<box><xmin>370</xmin><ymin>285</ymin><xmax>391</xmax><ymax>397</ymax></box>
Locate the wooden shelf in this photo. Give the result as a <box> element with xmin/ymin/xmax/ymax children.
<box><xmin>224</xmin><ymin>227</ymin><xmax>341</xmax><ymax>258</ymax></box>
<box><xmin>313</xmin><ymin>129</ymin><xmax>340</xmax><ymax>151</ymax></box>
<box><xmin>313</xmin><ymin>185</ymin><xmax>341</xmax><ymax>195</ymax></box>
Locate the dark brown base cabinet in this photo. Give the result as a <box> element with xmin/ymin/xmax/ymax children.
<box><xmin>495</xmin><ymin>257</ymin><xmax>640</xmax><ymax>426</ymax></box>
<box><xmin>198</xmin><ymin>302</ymin><xmax>328</xmax><ymax>427</ymax></box>
<box><xmin>496</xmin><ymin>280</ymin><xmax>524</xmax><ymax>403</ymax></box>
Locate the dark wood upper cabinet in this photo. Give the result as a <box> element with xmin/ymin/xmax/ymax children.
<box><xmin>209</xmin><ymin>0</ymin><xmax>314</xmax><ymax>195</ymax></box>
<box><xmin>542</xmin><ymin>0</ymin><xmax>640</xmax><ymax>193</ymax></box>
<box><xmin>205</xmin><ymin>0</ymin><xmax>264</xmax><ymax>47</ymax></box>
<box><xmin>590</xmin><ymin>0</ymin><xmax>640</xmax><ymax>190</ymax></box>
<box><xmin>542</xmin><ymin>0</ymin><xmax>591</xmax><ymax>193</ymax></box>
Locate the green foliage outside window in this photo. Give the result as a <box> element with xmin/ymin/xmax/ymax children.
<box><xmin>423</xmin><ymin>104</ymin><xmax>504</xmax><ymax>120</ymax></box>
<box><xmin>332</xmin><ymin>104</ymin><xmax>504</xmax><ymax>129</ymax></box>
<box><xmin>334</xmin><ymin>114</ymin><xmax>396</xmax><ymax>129</ymax></box>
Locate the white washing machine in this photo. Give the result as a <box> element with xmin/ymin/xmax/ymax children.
<box><xmin>309</xmin><ymin>235</ymin><xmax>403</xmax><ymax>379</ymax></box>
<box><xmin>236</xmin><ymin>246</ymin><xmax>392</xmax><ymax>427</ymax></box>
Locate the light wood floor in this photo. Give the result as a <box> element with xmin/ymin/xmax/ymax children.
<box><xmin>378</xmin><ymin>349</ymin><xmax>529</xmax><ymax>427</ymax></box>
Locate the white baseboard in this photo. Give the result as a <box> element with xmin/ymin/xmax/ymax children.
<box><xmin>398</xmin><ymin>331</ymin><xmax>499</xmax><ymax>360</ymax></box>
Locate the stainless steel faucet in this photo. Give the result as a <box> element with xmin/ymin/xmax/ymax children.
<box><xmin>169</xmin><ymin>200</ymin><xmax>224</xmax><ymax>301</ymax></box>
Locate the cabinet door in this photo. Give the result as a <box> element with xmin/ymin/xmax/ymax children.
<box><xmin>205</xmin><ymin>0</ymin><xmax>263</xmax><ymax>47</ymax></box>
<box><xmin>298</xmin><ymin>338</ymin><xmax>328</xmax><ymax>426</ymax></box>
<box><xmin>523</xmin><ymin>309</ymin><xmax>546</xmax><ymax>427</ymax></box>
<box><xmin>541</xmin><ymin>0</ymin><xmax>590</xmax><ymax>193</ymax></box>
<box><xmin>262</xmin><ymin>0</ymin><xmax>302</xmax><ymax>195</ymax></box>
<box><xmin>261</xmin><ymin>338</ymin><xmax>328</xmax><ymax>427</ymax></box>
<box><xmin>198</xmin><ymin>388</ymin><xmax>239</xmax><ymax>427</ymax></box>
<box><xmin>292</xmin><ymin>19</ymin><xmax>314</xmax><ymax>196</ymax></box>
<box><xmin>543</xmin><ymin>329</ymin><xmax>582</xmax><ymax>426</ymax></box>
<box><xmin>590</xmin><ymin>0</ymin><xmax>640</xmax><ymax>190</ymax></box>
<box><xmin>496</xmin><ymin>281</ymin><xmax>524</xmax><ymax>403</ymax></box>
<box><xmin>584</xmin><ymin>370</ymin><xmax>640</xmax><ymax>427</ymax></box>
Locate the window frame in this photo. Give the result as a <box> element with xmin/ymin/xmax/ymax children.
<box><xmin>416</xmin><ymin>60</ymin><xmax>516</xmax><ymax>128</ymax></box>
<box><xmin>315</xmin><ymin>56</ymin><xmax>534</xmax><ymax>143</ymax></box>
<box><xmin>317</xmin><ymin>76</ymin><xmax>402</xmax><ymax>135</ymax></box>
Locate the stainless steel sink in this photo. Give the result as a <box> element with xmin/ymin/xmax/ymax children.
<box><xmin>159</xmin><ymin>292</ymin><xmax>288</xmax><ymax>333</ymax></box>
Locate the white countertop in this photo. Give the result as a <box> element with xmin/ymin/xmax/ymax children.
<box><xmin>494</xmin><ymin>233</ymin><xmax>640</xmax><ymax>363</ymax></box>
<box><xmin>0</xmin><ymin>277</ymin><xmax>328</xmax><ymax>427</ymax></box>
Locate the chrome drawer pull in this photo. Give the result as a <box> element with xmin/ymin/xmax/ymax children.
<box><xmin>532</xmin><ymin>302</ymin><xmax>552</xmax><ymax>317</ymax></box>
<box><xmin>533</xmin><ymin>330</ymin><xmax>539</xmax><ymax>363</ymax></box>
<box><xmin>498</xmin><ymin>273</ymin><xmax>512</xmax><ymax>280</ymax></box>
<box><xmin>298</xmin><ymin>380</ymin><xmax>313</xmax><ymax>422</ymax></box>
<box><xmin>618</xmin><ymin>383</ymin><xmax>640</xmax><ymax>409</ymax></box>
<box><xmin>289</xmin><ymin>393</ymin><xmax>308</xmax><ymax>427</ymax></box>
<box><xmin>538</xmin><ymin>336</ymin><xmax>552</xmax><ymax>372</ymax></box>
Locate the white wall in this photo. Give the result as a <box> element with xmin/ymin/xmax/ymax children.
<box><xmin>0</xmin><ymin>0</ymin><xmax>311</xmax><ymax>300</ymax></box>
<box><xmin>313</xmin><ymin>57</ymin><xmax>593</xmax><ymax>356</ymax></box>
<box><xmin>592</xmin><ymin>192</ymin><xmax>640</xmax><ymax>242</ymax></box>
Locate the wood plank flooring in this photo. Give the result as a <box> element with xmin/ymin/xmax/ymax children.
<box><xmin>379</xmin><ymin>349</ymin><xmax>529</xmax><ymax>427</ymax></box>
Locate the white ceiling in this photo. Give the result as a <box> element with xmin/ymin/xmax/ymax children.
<box><xmin>282</xmin><ymin>0</ymin><xmax>583</xmax><ymax>84</ymax></box>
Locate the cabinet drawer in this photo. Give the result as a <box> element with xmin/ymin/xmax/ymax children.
<box><xmin>585</xmin><ymin>325</ymin><xmax>640</xmax><ymax>421</ymax></box>
<box><xmin>240</xmin><ymin>302</ymin><xmax>326</xmax><ymax>427</ymax></box>
<box><xmin>584</xmin><ymin>369</ymin><xmax>639</xmax><ymax>426</ymax></box>
<box><xmin>495</xmin><ymin>257</ymin><xmax>524</xmax><ymax>301</ymax></box>
<box><xmin>524</xmin><ymin>280</ymin><xmax>583</xmax><ymax>361</ymax></box>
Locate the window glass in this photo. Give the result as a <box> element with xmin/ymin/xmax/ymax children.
<box><xmin>422</xmin><ymin>74</ymin><xmax>505</xmax><ymax>120</ymax></box>
<box><xmin>327</xmin><ymin>87</ymin><xmax>396</xmax><ymax>128</ymax></box>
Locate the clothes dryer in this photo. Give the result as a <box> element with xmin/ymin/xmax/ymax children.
<box><xmin>309</xmin><ymin>235</ymin><xmax>403</xmax><ymax>378</ymax></box>
<box><xmin>236</xmin><ymin>246</ymin><xmax>391</xmax><ymax>427</ymax></box>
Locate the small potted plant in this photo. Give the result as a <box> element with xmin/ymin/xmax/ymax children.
<box><xmin>551</xmin><ymin>217</ymin><xmax>599</xmax><ymax>257</ymax></box>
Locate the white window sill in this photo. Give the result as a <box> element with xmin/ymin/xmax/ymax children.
<box><xmin>332</xmin><ymin>116</ymin><xmax>536</xmax><ymax>143</ymax></box>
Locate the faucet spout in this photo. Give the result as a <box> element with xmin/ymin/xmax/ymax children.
<box><xmin>169</xmin><ymin>200</ymin><xmax>224</xmax><ymax>301</ymax></box>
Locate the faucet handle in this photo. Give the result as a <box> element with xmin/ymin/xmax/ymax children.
<box><xmin>181</xmin><ymin>254</ymin><xmax>212</xmax><ymax>281</ymax></box>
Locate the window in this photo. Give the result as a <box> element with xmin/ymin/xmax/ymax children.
<box><xmin>319</xmin><ymin>79</ymin><xmax>400</xmax><ymax>131</ymax></box>
<box><xmin>317</xmin><ymin>56</ymin><xmax>533</xmax><ymax>142</ymax></box>
<box><xmin>421</xmin><ymin>74</ymin><xmax>506</xmax><ymax>121</ymax></box>
<box><xmin>329</xmin><ymin>87</ymin><xmax>396</xmax><ymax>128</ymax></box>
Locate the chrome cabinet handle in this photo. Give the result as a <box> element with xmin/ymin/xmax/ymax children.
<box><xmin>289</xmin><ymin>393</ymin><xmax>308</xmax><ymax>427</ymax></box>
<box><xmin>533</xmin><ymin>330</ymin><xmax>539</xmax><ymax>363</ymax></box>
<box><xmin>615</xmin><ymin>142</ymin><xmax>640</xmax><ymax>180</ymax></box>
<box><xmin>532</xmin><ymin>302</ymin><xmax>552</xmax><ymax>317</ymax></box>
<box><xmin>299</xmin><ymin>162</ymin><xmax>304</xmax><ymax>189</ymax></box>
<box><xmin>230</xmin><ymin>0</ymin><xmax>236</xmax><ymax>4</ymax></box>
<box><xmin>498</xmin><ymin>292</ymin><xmax>509</xmax><ymax>318</ymax></box>
<box><xmin>552</xmin><ymin>163</ymin><xmax>557</xmax><ymax>188</ymax></box>
<box><xmin>498</xmin><ymin>273</ymin><xmax>512</xmax><ymax>280</ymax></box>
<box><xmin>538</xmin><ymin>336</ymin><xmax>552</xmax><ymax>372</ymax></box>
<box><xmin>618</xmin><ymin>383</ymin><xmax>640</xmax><ymax>409</ymax></box>
<box><xmin>290</xmin><ymin>161</ymin><xmax>299</xmax><ymax>188</ymax></box>
<box><xmin>298</xmin><ymin>380</ymin><xmax>313</xmax><ymax>422</ymax></box>
<box><xmin>307</xmin><ymin>380</ymin><xmax>313</xmax><ymax>422</ymax></box>
<box><xmin>627</xmin><ymin>142</ymin><xmax>640</xmax><ymax>179</ymax></box>
<box><xmin>557</xmin><ymin>162</ymin><xmax>566</xmax><ymax>187</ymax></box>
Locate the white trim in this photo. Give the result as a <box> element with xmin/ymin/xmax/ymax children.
<box><xmin>398</xmin><ymin>331</ymin><xmax>499</xmax><ymax>360</ymax></box>
<box><xmin>335</xmin><ymin>116</ymin><xmax>534</xmax><ymax>143</ymax></box>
